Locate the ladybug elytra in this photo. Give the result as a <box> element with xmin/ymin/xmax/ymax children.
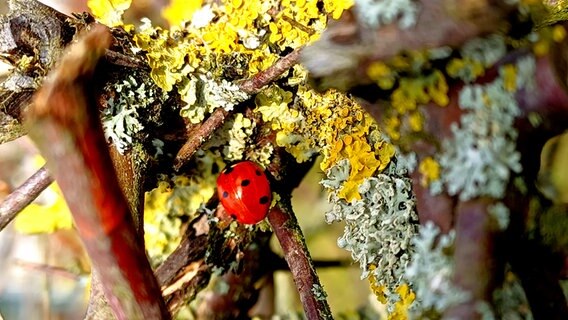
<box><xmin>216</xmin><ymin>161</ymin><xmax>272</xmax><ymax>224</ymax></box>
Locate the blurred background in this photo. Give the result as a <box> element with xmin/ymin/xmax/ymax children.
<box><xmin>0</xmin><ymin>1</ymin><xmax>373</xmax><ymax>319</ymax></box>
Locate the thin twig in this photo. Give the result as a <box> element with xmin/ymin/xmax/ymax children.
<box><xmin>0</xmin><ymin>166</ymin><xmax>53</xmax><ymax>231</ymax></box>
<box><xmin>280</xmin><ymin>15</ymin><xmax>315</xmax><ymax>35</ymax></box>
<box><xmin>104</xmin><ymin>49</ymin><xmax>150</xmax><ymax>70</ymax></box>
<box><xmin>238</xmin><ymin>47</ymin><xmax>303</xmax><ymax>95</ymax></box>
<box><xmin>267</xmin><ymin>204</ymin><xmax>333</xmax><ymax>319</ymax></box>
<box><xmin>172</xmin><ymin>108</ymin><xmax>228</xmax><ymax>171</ymax></box>
<box><xmin>173</xmin><ymin>47</ymin><xmax>303</xmax><ymax>171</ymax></box>
<box><xmin>15</xmin><ymin>260</ymin><xmax>84</xmax><ymax>280</ymax></box>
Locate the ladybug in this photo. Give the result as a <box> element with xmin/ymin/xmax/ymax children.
<box><xmin>216</xmin><ymin>161</ymin><xmax>272</xmax><ymax>224</ymax></box>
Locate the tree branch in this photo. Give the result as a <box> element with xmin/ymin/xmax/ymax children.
<box><xmin>0</xmin><ymin>166</ymin><xmax>53</xmax><ymax>231</ymax></box>
<box><xmin>154</xmin><ymin>208</ymin><xmax>212</xmax><ymax>314</ymax></box>
<box><xmin>172</xmin><ymin>47</ymin><xmax>303</xmax><ymax>171</ymax></box>
<box><xmin>238</xmin><ymin>47</ymin><xmax>303</xmax><ymax>95</ymax></box>
<box><xmin>445</xmin><ymin>199</ymin><xmax>498</xmax><ymax>319</ymax></box>
<box><xmin>268</xmin><ymin>204</ymin><xmax>333</xmax><ymax>319</ymax></box>
<box><xmin>24</xmin><ymin>25</ymin><xmax>169</xmax><ymax>319</ymax></box>
<box><xmin>302</xmin><ymin>0</ymin><xmax>516</xmax><ymax>90</ymax></box>
<box><xmin>156</xmin><ymin>214</ymin><xmax>209</xmax><ymax>287</ymax></box>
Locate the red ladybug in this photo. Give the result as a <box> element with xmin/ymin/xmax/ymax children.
<box><xmin>216</xmin><ymin>161</ymin><xmax>272</xmax><ymax>224</ymax></box>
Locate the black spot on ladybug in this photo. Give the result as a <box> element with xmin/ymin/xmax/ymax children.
<box><xmin>259</xmin><ymin>196</ymin><xmax>269</xmax><ymax>204</ymax></box>
<box><xmin>224</xmin><ymin>166</ymin><xmax>234</xmax><ymax>174</ymax></box>
<box><xmin>255</xmin><ymin>170</ymin><xmax>262</xmax><ymax>176</ymax></box>
<box><xmin>230</xmin><ymin>214</ymin><xmax>237</xmax><ymax>219</ymax></box>
<box><xmin>241</xmin><ymin>179</ymin><xmax>250</xmax><ymax>187</ymax></box>
<box><xmin>222</xmin><ymin>191</ymin><xmax>229</xmax><ymax>198</ymax></box>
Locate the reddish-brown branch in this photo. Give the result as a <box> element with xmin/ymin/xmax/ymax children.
<box><xmin>0</xmin><ymin>166</ymin><xmax>53</xmax><ymax>231</ymax></box>
<box><xmin>173</xmin><ymin>47</ymin><xmax>303</xmax><ymax>171</ymax></box>
<box><xmin>155</xmin><ymin>209</ymin><xmax>212</xmax><ymax>314</ymax></box>
<box><xmin>164</xmin><ymin>263</ymin><xmax>210</xmax><ymax>313</ymax></box>
<box><xmin>410</xmin><ymin>169</ymin><xmax>455</xmax><ymax>233</ymax></box>
<box><xmin>194</xmin><ymin>242</ymin><xmax>270</xmax><ymax>318</ymax></box>
<box><xmin>172</xmin><ymin>108</ymin><xmax>229</xmax><ymax>171</ymax></box>
<box><xmin>301</xmin><ymin>3</ymin><xmax>568</xmax><ymax>314</ymax></box>
<box><xmin>156</xmin><ymin>214</ymin><xmax>209</xmax><ymax>286</ymax></box>
<box><xmin>268</xmin><ymin>204</ymin><xmax>333</xmax><ymax>319</ymax></box>
<box><xmin>238</xmin><ymin>47</ymin><xmax>304</xmax><ymax>95</ymax></box>
<box><xmin>302</xmin><ymin>0</ymin><xmax>515</xmax><ymax>87</ymax></box>
<box><xmin>25</xmin><ymin>25</ymin><xmax>169</xmax><ymax>319</ymax></box>
<box><xmin>445</xmin><ymin>199</ymin><xmax>498</xmax><ymax>319</ymax></box>
<box><xmin>104</xmin><ymin>49</ymin><xmax>149</xmax><ymax>70</ymax></box>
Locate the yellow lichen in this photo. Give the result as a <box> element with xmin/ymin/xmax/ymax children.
<box><xmin>553</xmin><ymin>25</ymin><xmax>567</xmax><ymax>42</ymax></box>
<box><xmin>386</xmin><ymin>70</ymin><xmax>448</xmax><ymax>141</ymax></box>
<box><xmin>336</xmin><ymin>134</ymin><xmax>388</xmax><ymax>200</ymax></box>
<box><xmin>13</xmin><ymin>156</ymin><xmax>72</xmax><ymax>234</ymax></box>
<box><xmin>223</xmin><ymin>113</ymin><xmax>256</xmax><ymax>161</ymax></box>
<box><xmin>87</xmin><ymin>0</ymin><xmax>132</xmax><ymax>27</ymax></box>
<box><xmin>533</xmin><ymin>39</ymin><xmax>549</xmax><ymax>56</ymax></box>
<box><xmin>143</xmin><ymin>153</ymin><xmax>220</xmax><ymax>264</ymax></box>
<box><xmin>368</xmin><ymin>264</ymin><xmax>388</xmax><ymax>304</ymax></box>
<box><xmin>131</xmin><ymin>0</ymin><xmax>353</xmax><ymax>125</ymax></box>
<box><xmin>418</xmin><ymin>156</ymin><xmax>441</xmax><ymax>187</ymax></box>
<box><xmin>255</xmin><ymin>76</ymin><xmax>394</xmax><ymax>201</ymax></box>
<box><xmin>144</xmin><ymin>181</ymin><xmax>180</xmax><ymax>264</ymax></box>
<box><xmin>14</xmin><ymin>183</ymin><xmax>73</xmax><ymax>234</ymax></box>
<box><xmin>161</xmin><ymin>0</ymin><xmax>204</xmax><ymax>26</ymax></box>
<box><xmin>369</xmin><ymin>266</ymin><xmax>415</xmax><ymax>319</ymax></box>
<box><xmin>391</xmin><ymin>70</ymin><xmax>448</xmax><ymax>113</ymax></box>
<box><xmin>325</xmin><ymin>0</ymin><xmax>355</xmax><ymax>19</ymax></box>
<box><xmin>446</xmin><ymin>57</ymin><xmax>485</xmax><ymax>81</ymax></box>
<box><xmin>367</xmin><ymin>61</ymin><xmax>396</xmax><ymax>90</ymax></box>
<box><xmin>501</xmin><ymin>64</ymin><xmax>518</xmax><ymax>92</ymax></box>
<box><xmin>388</xmin><ymin>284</ymin><xmax>416</xmax><ymax>320</ymax></box>
<box><xmin>408</xmin><ymin>111</ymin><xmax>424</xmax><ymax>132</ymax></box>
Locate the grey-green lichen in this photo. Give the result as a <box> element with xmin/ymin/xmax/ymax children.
<box><xmin>355</xmin><ymin>0</ymin><xmax>419</xmax><ymax>29</ymax></box>
<box><xmin>204</xmin><ymin>113</ymin><xmax>256</xmax><ymax>161</ymax></box>
<box><xmin>151</xmin><ymin>138</ymin><xmax>164</xmax><ymax>158</ymax></box>
<box><xmin>405</xmin><ymin>221</ymin><xmax>469</xmax><ymax>317</ymax></box>
<box><xmin>179</xmin><ymin>74</ymin><xmax>250</xmax><ymax>124</ymax></box>
<box><xmin>488</xmin><ymin>202</ymin><xmax>510</xmax><ymax>231</ymax></box>
<box><xmin>322</xmin><ymin>159</ymin><xmax>419</xmax><ymax>300</ymax></box>
<box><xmin>311</xmin><ymin>284</ymin><xmax>328</xmax><ymax>301</ymax></box>
<box><xmin>476</xmin><ymin>300</ymin><xmax>498</xmax><ymax>320</ymax></box>
<box><xmin>436</xmin><ymin>56</ymin><xmax>536</xmax><ymax>201</ymax></box>
<box><xmin>459</xmin><ymin>35</ymin><xmax>507</xmax><ymax>82</ymax></box>
<box><xmin>102</xmin><ymin>75</ymin><xmax>161</xmax><ymax>154</ymax></box>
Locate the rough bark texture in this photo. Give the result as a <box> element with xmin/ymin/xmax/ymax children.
<box><xmin>25</xmin><ymin>25</ymin><xmax>169</xmax><ymax>319</ymax></box>
<box><xmin>268</xmin><ymin>204</ymin><xmax>333</xmax><ymax>320</ymax></box>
